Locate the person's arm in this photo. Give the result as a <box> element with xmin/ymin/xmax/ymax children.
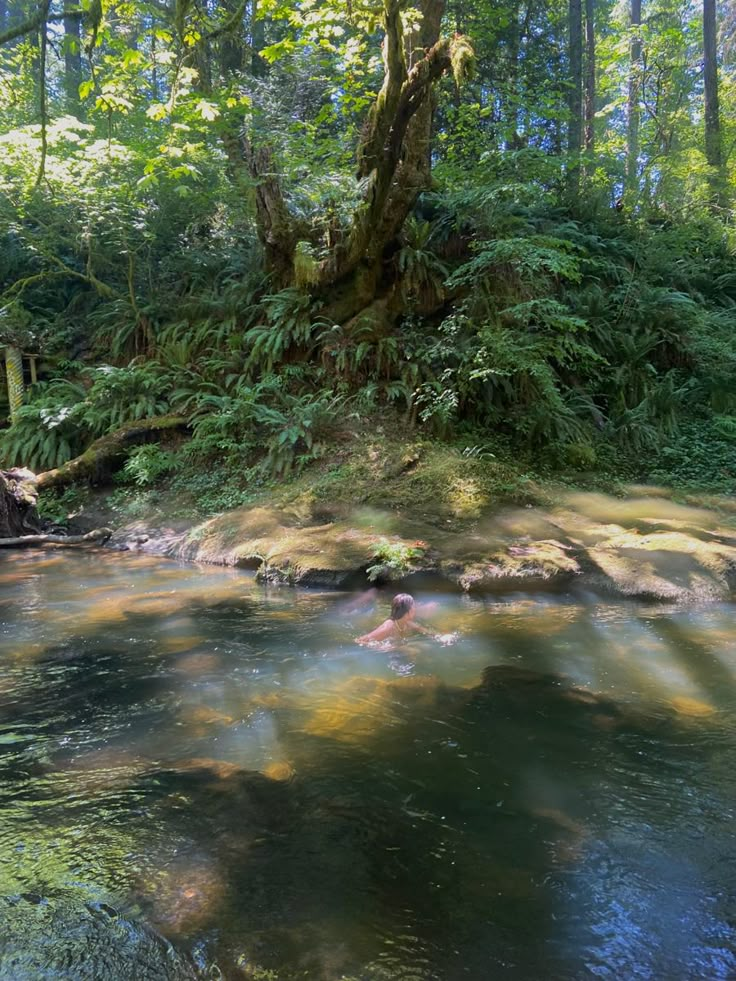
<box><xmin>408</xmin><ymin>620</ymin><xmax>435</xmax><ymax>637</ymax></box>
<box><xmin>356</xmin><ymin>619</ymin><xmax>395</xmax><ymax>644</ymax></box>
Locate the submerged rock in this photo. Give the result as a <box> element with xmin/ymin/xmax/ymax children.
<box><xmin>0</xmin><ymin>894</ymin><xmax>199</xmax><ymax>980</ymax></box>
<box><xmin>452</xmin><ymin>538</ymin><xmax>582</xmax><ymax>593</ymax></box>
<box><xmin>102</xmin><ymin>489</ymin><xmax>736</xmax><ymax>603</ymax></box>
<box><xmin>167</xmin><ymin>506</ymin><xmax>429</xmax><ymax>588</ymax></box>
<box><xmin>584</xmin><ymin>529</ymin><xmax>736</xmax><ymax>602</ymax></box>
<box><xmin>669</xmin><ymin>695</ymin><xmax>716</xmax><ymax>718</ymax></box>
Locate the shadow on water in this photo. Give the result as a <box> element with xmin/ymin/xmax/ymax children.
<box><xmin>121</xmin><ymin>663</ymin><xmax>735</xmax><ymax>980</ymax></box>
<box><xmin>1</xmin><ymin>549</ymin><xmax>736</xmax><ymax>978</ymax></box>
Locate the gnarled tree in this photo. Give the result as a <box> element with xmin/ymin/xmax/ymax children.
<box><xmin>231</xmin><ymin>0</ymin><xmax>472</xmax><ymax>328</ymax></box>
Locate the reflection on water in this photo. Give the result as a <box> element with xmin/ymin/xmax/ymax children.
<box><xmin>1</xmin><ymin>549</ymin><xmax>736</xmax><ymax>978</ymax></box>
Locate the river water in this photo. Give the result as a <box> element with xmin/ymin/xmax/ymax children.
<box><xmin>1</xmin><ymin>546</ymin><xmax>735</xmax><ymax>979</ymax></box>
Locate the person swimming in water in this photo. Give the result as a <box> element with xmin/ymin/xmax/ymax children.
<box><xmin>355</xmin><ymin>593</ymin><xmax>435</xmax><ymax>645</ymax></box>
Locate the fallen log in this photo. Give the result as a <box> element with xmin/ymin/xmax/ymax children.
<box><xmin>36</xmin><ymin>415</ymin><xmax>187</xmax><ymax>490</ymax></box>
<box><xmin>0</xmin><ymin>527</ymin><xmax>112</xmax><ymax>548</ymax></box>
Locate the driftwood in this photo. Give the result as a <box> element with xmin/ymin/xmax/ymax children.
<box><xmin>0</xmin><ymin>527</ymin><xmax>112</xmax><ymax>548</ymax></box>
<box><xmin>36</xmin><ymin>415</ymin><xmax>187</xmax><ymax>490</ymax></box>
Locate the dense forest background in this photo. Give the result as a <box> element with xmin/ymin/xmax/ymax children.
<box><xmin>1</xmin><ymin>0</ymin><xmax>736</xmax><ymax>508</ymax></box>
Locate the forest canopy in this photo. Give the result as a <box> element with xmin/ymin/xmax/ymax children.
<box><xmin>1</xmin><ymin>0</ymin><xmax>736</xmax><ymax>499</ymax></box>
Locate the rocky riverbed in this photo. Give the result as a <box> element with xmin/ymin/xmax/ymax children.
<box><xmin>86</xmin><ymin>488</ymin><xmax>736</xmax><ymax>603</ymax></box>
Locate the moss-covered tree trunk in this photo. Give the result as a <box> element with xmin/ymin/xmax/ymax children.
<box><xmin>4</xmin><ymin>345</ymin><xmax>24</xmax><ymax>422</ymax></box>
<box><xmin>231</xmin><ymin>0</ymin><xmax>472</xmax><ymax>329</ymax></box>
<box><xmin>36</xmin><ymin>414</ymin><xmax>187</xmax><ymax>490</ymax></box>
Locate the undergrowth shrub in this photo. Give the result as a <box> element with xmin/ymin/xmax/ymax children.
<box><xmin>121</xmin><ymin>444</ymin><xmax>181</xmax><ymax>486</ymax></box>
<box><xmin>0</xmin><ymin>378</ymin><xmax>88</xmax><ymax>470</ymax></box>
<box><xmin>3</xmin><ymin>169</ymin><xmax>735</xmax><ymax>488</ymax></box>
<box><xmin>647</xmin><ymin>418</ymin><xmax>736</xmax><ymax>492</ymax></box>
<box><xmin>366</xmin><ymin>537</ymin><xmax>428</xmax><ymax>582</ymax></box>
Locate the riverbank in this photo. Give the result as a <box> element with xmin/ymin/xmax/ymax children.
<box><xmin>52</xmin><ymin>430</ymin><xmax>736</xmax><ymax>604</ymax></box>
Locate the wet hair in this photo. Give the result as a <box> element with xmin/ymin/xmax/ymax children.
<box><xmin>390</xmin><ymin>593</ymin><xmax>415</xmax><ymax>621</ymax></box>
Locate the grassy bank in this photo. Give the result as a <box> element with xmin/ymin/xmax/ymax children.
<box><xmin>36</xmin><ymin>409</ymin><xmax>736</xmax><ymax>541</ymax></box>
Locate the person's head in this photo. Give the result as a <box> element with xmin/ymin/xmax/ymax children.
<box><xmin>390</xmin><ymin>593</ymin><xmax>415</xmax><ymax>621</ymax></box>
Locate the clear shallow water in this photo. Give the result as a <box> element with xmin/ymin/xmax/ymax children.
<box><xmin>1</xmin><ymin>549</ymin><xmax>736</xmax><ymax>979</ymax></box>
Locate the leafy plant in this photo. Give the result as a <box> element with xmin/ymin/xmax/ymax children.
<box><xmin>36</xmin><ymin>485</ymin><xmax>86</xmax><ymax>524</ymax></box>
<box><xmin>121</xmin><ymin>443</ymin><xmax>180</xmax><ymax>486</ymax></box>
<box><xmin>80</xmin><ymin>364</ymin><xmax>171</xmax><ymax>435</ymax></box>
<box><xmin>366</xmin><ymin>537</ymin><xmax>428</xmax><ymax>582</ymax></box>
<box><xmin>253</xmin><ymin>389</ymin><xmax>344</xmax><ymax>477</ymax></box>
<box><xmin>0</xmin><ymin>379</ymin><xmax>88</xmax><ymax>470</ymax></box>
<box><xmin>396</xmin><ymin>218</ymin><xmax>449</xmax><ymax>308</ymax></box>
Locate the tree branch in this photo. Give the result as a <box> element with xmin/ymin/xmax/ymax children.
<box><xmin>0</xmin><ymin>7</ymin><xmax>83</xmax><ymax>46</ymax></box>
<box><xmin>203</xmin><ymin>0</ymin><xmax>249</xmax><ymax>42</ymax></box>
<box><xmin>356</xmin><ymin>0</ymin><xmax>407</xmax><ymax>179</ymax></box>
<box><xmin>324</xmin><ymin>30</ymin><xmax>471</xmax><ymax>287</ymax></box>
<box><xmin>35</xmin><ymin>0</ymin><xmax>50</xmax><ymax>187</ymax></box>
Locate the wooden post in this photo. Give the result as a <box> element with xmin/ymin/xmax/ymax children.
<box><xmin>4</xmin><ymin>346</ymin><xmax>24</xmax><ymax>422</ymax></box>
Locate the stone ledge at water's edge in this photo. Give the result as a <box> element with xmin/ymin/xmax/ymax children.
<box><xmin>101</xmin><ymin>491</ymin><xmax>736</xmax><ymax>604</ymax></box>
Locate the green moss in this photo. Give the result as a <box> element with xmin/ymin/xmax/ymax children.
<box><xmin>265</xmin><ymin>433</ymin><xmax>547</xmax><ymax>531</ymax></box>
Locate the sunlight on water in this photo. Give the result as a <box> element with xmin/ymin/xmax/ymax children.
<box><xmin>1</xmin><ymin>546</ymin><xmax>736</xmax><ymax>978</ymax></box>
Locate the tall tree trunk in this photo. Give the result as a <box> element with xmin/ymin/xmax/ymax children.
<box><xmin>219</xmin><ymin>0</ymin><xmax>245</xmax><ymax>75</ymax></box>
<box><xmin>233</xmin><ymin>0</ymin><xmax>471</xmax><ymax>327</ymax></box>
<box><xmin>703</xmin><ymin>0</ymin><xmax>724</xmax><ymax>204</ymax></box>
<box><xmin>506</xmin><ymin>2</ymin><xmax>521</xmax><ymax>150</ymax></box>
<box><xmin>151</xmin><ymin>29</ymin><xmax>159</xmax><ymax>100</ymax></box>
<box><xmin>63</xmin><ymin>0</ymin><xmax>82</xmax><ymax>114</ymax></box>
<box><xmin>584</xmin><ymin>0</ymin><xmax>595</xmax><ymax>156</ymax></box>
<box><xmin>250</xmin><ymin>0</ymin><xmax>266</xmax><ymax>77</ymax></box>
<box><xmin>567</xmin><ymin>0</ymin><xmax>583</xmax><ymax>197</ymax></box>
<box><xmin>626</xmin><ymin>0</ymin><xmax>642</xmax><ymax>202</ymax></box>
<box><xmin>4</xmin><ymin>346</ymin><xmax>24</xmax><ymax>422</ymax></box>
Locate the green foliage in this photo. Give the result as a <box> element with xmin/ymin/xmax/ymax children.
<box><xmin>648</xmin><ymin>418</ymin><xmax>736</xmax><ymax>492</ymax></box>
<box><xmin>293</xmin><ymin>241</ymin><xmax>320</xmax><ymax>288</ymax></box>
<box><xmin>449</xmin><ymin>35</ymin><xmax>476</xmax><ymax>87</ymax></box>
<box><xmin>245</xmin><ymin>291</ymin><xmax>317</xmax><ymax>373</ymax></box>
<box><xmin>181</xmin><ymin>377</ymin><xmax>344</xmax><ymax>479</ymax></box>
<box><xmin>36</xmin><ymin>485</ymin><xmax>86</xmax><ymax>524</ymax></box>
<box><xmin>171</xmin><ymin>468</ymin><xmax>257</xmax><ymax>516</ymax></box>
<box><xmin>0</xmin><ymin>0</ymin><xmax>735</xmax><ymax>497</ymax></box>
<box><xmin>81</xmin><ymin>365</ymin><xmax>171</xmax><ymax>435</ymax></box>
<box><xmin>366</xmin><ymin>537</ymin><xmax>428</xmax><ymax>583</ymax></box>
<box><xmin>0</xmin><ymin>362</ymin><xmax>171</xmax><ymax>471</ymax></box>
<box><xmin>564</xmin><ymin>442</ymin><xmax>598</xmax><ymax>470</ymax></box>
<box><xmin>396</xmin><ymin>218</ymin><xmax>448</xmax><ymax>309</ymax></box>
<box><xmin>0</xmin><ymin>302</ymin><xmax>36</xmax><ymax>349</ymax></box>
<box><xmin>121</xmin><ymin>443</ymin><xmax>180</xmax><ymax>486</ymax></box>
<box><xmin>413</xmin><ymin>376</ymin><xmax>459</xmax><ymax>437</ymax></box>
<box><xmin>448</xmin><ymin>235</ymin><xmax>584</xmax><ymax>296</ymax></box>
<box><xmin>0</xmin><ymin>378</ymin><xmax>87</xmax><ymax>470</ymax></box>
<box><xmin>253</xmin><ymin>388</ymin><xmax>344</xmax><ymax>477</ymax></box>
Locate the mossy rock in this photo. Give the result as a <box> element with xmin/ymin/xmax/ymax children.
<box><xmin>585</xmin><ymin>529</ymin><xmax>736</xmax><ymax>602</ymax></box>
<box><xmin>168</xmin><ymin>506</ymin><xmax>438</xmax><ymax>587</ymax></box>
<box><xmin>447</xmin><ymin>539</ymin><xmax>582</xmax><ymax>593</ymax></box>
<box><xmin>0</xmin><ymin>894</ymin><xmax>199</xmax><ymax>980</ymax></box>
